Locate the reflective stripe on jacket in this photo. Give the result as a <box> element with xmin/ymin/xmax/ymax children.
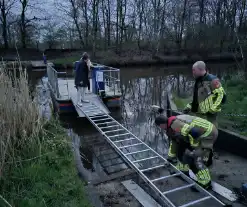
<box><xmin>186</xmin><ymin>73</ymin><xmax>226</xmax><ymax>114</ymax></box>
<box><xmin>167</xmin><ymin>115</ymin><xmax>214</xmax><ymax>157</ymax></box>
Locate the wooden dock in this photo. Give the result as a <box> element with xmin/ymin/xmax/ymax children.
<box><xmin>57</xmin><ymin>78</ymin><xmax>110</xmax><ymax>116</ymax></box>
<box><xmin>31</xmin><ymin>61</ymin><xmax>53</xmax><ymax>68</ymax></box>
<box><xmin>71</xmin><ymin>95</ymin><xmax>110</xmax><ymax>117</ymax></box>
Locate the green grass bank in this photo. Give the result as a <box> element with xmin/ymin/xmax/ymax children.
<box><xmin>0</xmin><ymin>68</ymin><xmax>91</xmax><ymax>207</ymax></box>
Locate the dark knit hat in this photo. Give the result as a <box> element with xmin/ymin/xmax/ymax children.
<box><xmin>155</xmin><ymin>115</ymin><xmax>168</xmax><ymax>125</ymax></box>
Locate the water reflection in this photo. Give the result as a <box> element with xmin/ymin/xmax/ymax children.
<box><xmin>120</xmin><ymin>76</ymin><xmax>170</xmax><ymax>157</ymax></box>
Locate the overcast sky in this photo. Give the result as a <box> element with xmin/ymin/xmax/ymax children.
<box><xmin>12</xmin><ymin>0</ymin><xmax>62</xmax><ymax>24</ymax></box>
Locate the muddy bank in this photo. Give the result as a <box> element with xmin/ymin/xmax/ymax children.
<box><xmin>53</xmin><ymin>52</ymin><xmax>242</xmax><ymax>70</ymax></box>
<box><xmin>0</xmin><ymin>48</ymin><xmax>242</xmax><ymax>69</ymax></box>
<box><xmin>96</xmin><ymin>181</ymin><xmax>141</xmax><ymax>207</ymax></box>
<box><xmin>0</xmin><ymin>48</ymin><xmax>42</xmax><ymax>61</ymax></box>
<box><xmin>95</xmin><ymin>53</ymin><xmax>242</xmax><ymax>68</ymax></box>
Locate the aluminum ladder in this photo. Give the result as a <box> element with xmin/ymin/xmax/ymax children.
<box><xmin>79</xmin><ymin>103</ymin><xmax>226</xmax><ymax>207</ymax></box>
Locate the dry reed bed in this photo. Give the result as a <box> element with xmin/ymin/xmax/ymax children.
<box><xmin>0</xmin><ymin>66</ymin><xmax>43</xmax><ymax>178</ymax></box>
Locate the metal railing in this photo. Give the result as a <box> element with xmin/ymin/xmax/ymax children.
<box><xmin>47</xmin><ymin>63</ymin><xmax>68</xmax><ymax>99</ymax></box>
<box><xmin>101</xmin><ymin>67</ymin><xmax>121</xmax><ymax>96</ymax></box>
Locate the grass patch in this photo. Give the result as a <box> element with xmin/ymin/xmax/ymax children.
<box><xmin>219</xmin><ymin>75</ymin><xmax>247</xmax><ymax>134</ymax></box>
<box><xmin>1</xmin><ymin>119</ymin><xmax>91</xmax><ymax>207</ymax></box>
<box><xmin>172</xmin><ymin>93</ymin><xmax>192</xmax><ymax>110</ymax></box>
<box><xmin>0</xmin><ymin>65</ymin><xmax>91</xmax><ymax>207</ymax></box>
<box><xmin>52</xmin><ymin>56</ymin><xmax>79</xmax><ymax>65</ymax></box>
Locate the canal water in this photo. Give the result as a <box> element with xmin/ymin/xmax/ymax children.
<box><xmin>31</xmin><ymin>62</ymin><xmax>247</xmax><ymax>206</ymax></box>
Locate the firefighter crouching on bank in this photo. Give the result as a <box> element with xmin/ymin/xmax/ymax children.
<box><xmin>183</xmin><ymin>61</ymin><xmax>226</xmax><ymax>127</ymax></box>
<box><xmin>154</xmin><ymin>113</ymin><xmax>218</xmax><ymax>189</ymax></box>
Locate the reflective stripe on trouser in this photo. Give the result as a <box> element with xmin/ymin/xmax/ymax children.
<box><xmin>196</xmin><ymin>168</ymin><xmax>211</xmax><ymax>186</ymax></box>
<box><xmin>168</xmin><ymin>140</ymin><xmax>177</xmax><ymax>158</ymax></box>
<box><xmin>176</xmin><ymin>162</ymin><xmax>190</xmax><ymax>172</ymax></box>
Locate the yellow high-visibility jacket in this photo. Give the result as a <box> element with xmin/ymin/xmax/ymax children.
<box><xmin>167</xmin><ymin>115</ymin><xmax>213</xmax><ymax>158</ymax></box>
<box><xmin>185</xmin><ymin>73</ymin><xmax>226</xmax><ymax>114</ymax></box>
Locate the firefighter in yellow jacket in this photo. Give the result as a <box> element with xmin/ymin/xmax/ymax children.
<box><xmin>183</xmin><ymin>61</ymin><xmax>226</xmax><ymax>127</ymax></box>
<box><xmin>154</xmin><ymin>114</ymin><xmax>218</xmax><ymax>189</ymax></box>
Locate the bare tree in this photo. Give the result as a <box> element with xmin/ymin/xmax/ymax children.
<box><xmin>55</xmin><ymin>0</ymin><xmax>84</xmax><ymax>47</ymax></box>
<box><xmin>19</xmin><ymin>0</ymin><xmax>47</xmax><ymax>48</ymax></box>
<box><xmin>0</xmin><ymin>0</ymin><xmax>16</xmax><ymax>49</ymax></box>
<box><xmin>0</xmin><ymin>0</ymin><xmax>244</xmax><ymax>59</ymax></box>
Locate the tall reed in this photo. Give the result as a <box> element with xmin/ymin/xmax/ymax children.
<box><xmin>0</xmin><ymin>64</ymin><xmax>43</xmax><ymax>178</ymax></box>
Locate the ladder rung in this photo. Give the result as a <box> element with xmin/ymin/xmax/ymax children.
<box><xmin>89</xmin><ymin>114</ymin><xmax>109</xmax><ymax>121</ymax></box>
<box><xmin>151</xmin><ymin>172</ymin><xmax>182</xmax><ymax>182</ymax></box>
<box><xmin>163</xmin><ymin>184</ymin><xmax>195</xmax><ymax>195</ymax></box>
<box><xmin>100</xmin><ymin>125</ymin><xmax>119</xmax><ymax>129</ymax></box>
<box><xmin>114</xmin><ymin>138</ymin><xmax>135</xmax><ymax>143</ymax></box>
<box><xmin>82</xmin><ymin>105</ymin><xmax>96</xmax><ymax>108</ymax></box>
<box><xmin>84</xmin><ymin>110</ymin><xmax>97</xmax><ymax>113</ymax></box>
<box><xmin>125</xmin><ymin>149</ymin><xmax>150</xmax><ymax>156</ymax></box>
<box><xmin>108</xmin><ymin>133</ymin><xmax>130</xmax><ymax>138</ymax></box>
<box><xmin>179</xmin><ymin>196</ymin><xmax>211</xmax><ymax>207</ymax></box>
<box><xmin>84</xmin><ymin>106</ymin><xmax>98</xmax><ymax>109</ymax></box>
<box><xmin>93</xmin><ymin>118</ymin><xmax>112</xmax><ymax>122</ymax></box>
<box><xmin>81</xmin><ymin>106</ymin><xmax>94</xmax><ymax>110</ymax></box>
<box><xmin>133</xmin><ymin>156</ymin><xmax>159</xmax><ymax>163</ymax></box>
<box><xmin>141</xmin><ymin>164</ymin><xmax>165</xmax><ymax>172</ymax></box>
<box><xmin>87</xmin><ymin>113</ymin><xmax>104</xmax><ymax>116</ymax></box>
<box><xmin>83</xmin><ymin>108</ymin><xmax>98</xmax><ymax>111</ymax></box>
<box><xmin>104</xmin><ymin>129</ymin><xmax>125</xmax><ymax>133</ymax></box>
<box><xmin>90</xmin><ymin>115</ymin><xmax>108</xmax><ymax>119</ymax></box>
<box><xmin>118</xmin><ymin>143</ymin><xmax>143</xmax><ymax>149</ymax></box>
<box><xmin>83</xmin><ymin>105</ymin><xmax>97</xmax><ymax>108</ymax></box>
<box><xmin>97</xmin><ymin>121</ymin><xmax>116</xmax><ymax>125</ymax></box>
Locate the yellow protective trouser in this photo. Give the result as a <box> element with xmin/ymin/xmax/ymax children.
<box><xmin>176</xmin><ymin>160</ymin><xmax>211</xmax><ymax>188</ymax></box>
<box><xmin>168</xmin><ymin>139</ymin><xmax>212</xmax><ymax>188</ymax></box>
<box><xmin>176</xmin><ymin>162</ymin><xmax>211</xmax><ymax>187</ymax></box>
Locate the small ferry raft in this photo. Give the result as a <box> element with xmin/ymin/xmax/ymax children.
<box><xmin>47</xmin><ymin>62</ymin><xmax>122</xmax><ymax>115</ymax></box>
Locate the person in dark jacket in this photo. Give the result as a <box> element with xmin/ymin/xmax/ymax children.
<box><xmin>183</xmin><ymin>61</ymin><xmax>226</xmax><ymax>127</ymax></box>
<box><xmin>75</xmin><ymin>52</ymin><xmax>90</xmax><ymax>106</ymax></box>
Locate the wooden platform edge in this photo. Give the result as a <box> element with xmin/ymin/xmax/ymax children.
<box><xmin>122</xmin><ymin>179</ymin><xmax>162</xmax><ymax>207</ymax></box>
